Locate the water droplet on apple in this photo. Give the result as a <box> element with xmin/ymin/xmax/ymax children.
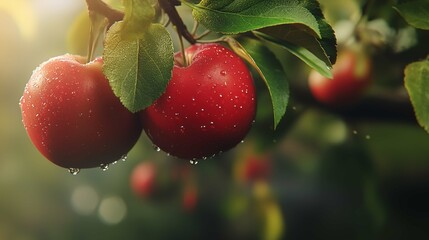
<box><xmin>120</xmin><ymin>154</ymin><xmax>128</xmax><ymax>162</ymax></box>
<box><xmin>100</xmin><ymin>164</ymin><xmax>109</xmax><ymax>171</ymax></box>
<box><xmin>69</xmin><ymin>168</ymin><xmax>80</xmax><ymax>176</ymax></box>
<box><xmin>220</xmin><ymin>70</ymin><xmax>227</xmax><ymax>76</ymax></box>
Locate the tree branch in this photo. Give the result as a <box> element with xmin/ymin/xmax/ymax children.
<box><xmin>158</xmin><ymin>0</ymin><xmax>196</xmax><ymax>44</ymax></box>
<box><xmin>290</xmin><ymin>81</ymin><xmax>416</xmax><ymax>124</ymax></box>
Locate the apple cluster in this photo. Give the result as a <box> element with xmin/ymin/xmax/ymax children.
<box><xmin>20</xmin><ymin>43</ymin><xmax>257</xmax><ymax>171</ymax></box>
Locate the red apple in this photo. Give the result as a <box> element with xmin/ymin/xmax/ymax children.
<box><xmin>140</xmin><ymin>43</ymin><xmax>256</xmax><ymax>160</ymax></box>
<box><xmin>20</xmin><ymin>54</ymin><xmax>142</xmax><ymax>169</ymax></box>
<box><xmin>130</xmin><ymin>162</ymin><xmax>156</xmax><ymax>198</ymax></box>
<box><xmin>308</xmin><ymin>48</ymin><xmax>372</xmax><ymax>106</ymax></box>
<box><xmin>182</xmin><ymin>185</ymin><xmax>198</xmax><ymax>212</ymax></box>
<box><xmin>242</xmin><ymin>155</ymin><xmax>272</xmax><ymax>182</ymax></box>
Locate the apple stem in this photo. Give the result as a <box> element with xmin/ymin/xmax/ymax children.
<box><xmin>158</xmin><ymin>0</ymin><xmax>196</xmax><ymax>44</ymax></box>
<box><xmin>194</xmin><ymin>30</ymin><xmax>212</xmax><ymax>40</ymax></box>
<box><xmin>87</xmin><ymin>11</ymin><xmax>108</xmax><ymax>63</ymax></box>
<box><xmin>177</xmin><ymin>29</ymin><xmax>188</xmax><ymax>67</ymax></box>
<box><xmin>197</xmin><ymin>37</ymin><xmax>227</xmax><ymax>44</ymax></box>
<box><xmin>191</xmin><ymin>21</ymin><xmax>199</xmax><ymax>36</ymax></box>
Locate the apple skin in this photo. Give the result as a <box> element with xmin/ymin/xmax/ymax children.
<box><xmin>20</xmin><ymin>54</ymin><xmax>142</xmax><ymax>169</ymax></box>
<box><xmin>141</xmin><ymin>43</ymin><xmax>256</xmax><ymax>159</ymax></box>
<box><xmin>308</xmin><ymin>49</ymin><xmax>372</xmax><ymax>106</ymax></box>
<box><xmin>130</xmin><ymin>162</ymin><xmax>156</xmax><ymax>198</ymax></box>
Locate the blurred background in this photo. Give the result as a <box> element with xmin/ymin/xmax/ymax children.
<box><xmin>1</xmin><ymin>0</ymin><xmax>429</xmax><ymax>239</ymax></box>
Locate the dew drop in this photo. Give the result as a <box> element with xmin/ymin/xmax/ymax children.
<box><xmin>153</xmin><ymin>145</ymin><xmax>161</xmax><ymax>152</ymax></box>
<box><xmin>220</xmin><ymin>70</ymin><xmax>227</xmax><ymax>76</ymax></box>
<box><xmin>68</xmin><ymin>168</ymin><xmax>80</xmax><ymax>176</ymax></box>
<box><xmin>120</xmin><ymin>154</ymin><xmax>128</xmax><ymax>162</ymax></box>
<box><xmin>190</xmin><ymin>160</ymin><xmax>199</xmax><ymax>165</ymax></box>
<box><xmin>100</xmin><ymin>164</ymin><xmax>109</xmax><ymax>171</ymax></box>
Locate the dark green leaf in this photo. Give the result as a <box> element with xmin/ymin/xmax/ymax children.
<box><xmin>184</xmin><ymin>0</ymin><xmax>336</xmax><ymax>77</ymax></box>
<box><xmin>404</xmin><ymin>60</ymin><xmax>429</xmax><ymax>133</ymax></box>
<box><xmin>184</xmin><ymin>0</ymin><xmax>321</xmax><ymax>36</ymax></box>
<box><xmin>394</xmin><ymin>1</ymin><xmax>429</xmax><ymax>30</ymax></box>
<box><xmin>226</xmin><ymin>37</ymin><xmax>289</xmax><ymax>129</ymax></box>
<box><xmin>103</xmin><ymin>22</ymin><xmax>174</xmax><ymax>112</ymax></box>
<box><xmin>254</xmin><ymin>31</ymin><xmax>333</xmax><ymax>79</ymax></box>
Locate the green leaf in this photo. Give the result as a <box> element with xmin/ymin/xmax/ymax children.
<box><xmin>184</xmin><ymin>0</ymin><xmax>336</xmax><ymax>77</ymax></box>
<box><xmin>226</xmin><ymin>37</ymin><xmax>289</xmax><ymax>129</ymax></box>
<box><xmin>184</xmin><ymin>0</ymin><xmax>321</xmax><ymax>37</ymax></box>
<box><xmin>103</xmin><ymin>21</ymin><xmax>174</xmax><ymax>112</ymax></box>
<box><xmin>404</xmin><ymin>60</ymin><xmax>429</xmax><ymax>133</ymax></box>
<box><xmin>121</xmin><ymin>0</ymin><xmax>155</xmax><ymax>37</ymax></box>
<box><xmin>394</xmin><ymin>1</ymin><xmax>429</xmax><ymax>30</ymax></box>
<box><xmin>254</xmin><ymin>31</ymin><xmax>333</xmax><ymax>79</ymax></box>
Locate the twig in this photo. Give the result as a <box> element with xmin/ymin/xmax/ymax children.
<box><xmin>290</xmin><ymin>81</ymin><xmax>416</xmax><ymax>123</ymax></box>
<box><xmin>158</xmin><ymin>0</ymin><xmax>196</xmax><ymax>44</ymax></box>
